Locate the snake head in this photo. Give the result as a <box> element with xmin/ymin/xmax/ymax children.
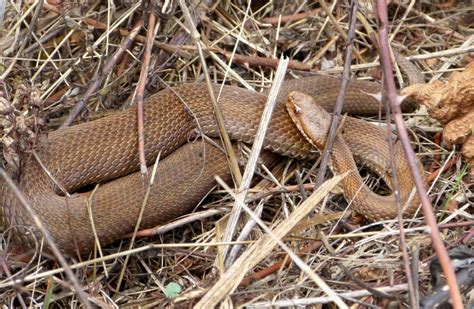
<box><xmin>285</xmin><ymin>91</ymin><xmax>332</xmax><ymax>150</ymax></box>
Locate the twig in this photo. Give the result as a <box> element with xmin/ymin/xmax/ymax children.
<box><xmin>123</xmin><ymin>209</ymin><xmax>227</xmax><ymax>238</ymax></box>
<box><xmin>0</xmin><ymin>258</ymin><xmax>28</xmax><ymax>308</ymax></box>
<box><xmin>0</xmin><ymin>169</ymin><xmax>92</xmax><ymax>309</ymax></box>
<box><xmin>244</xmin><ymin>183</ymin><xmax>316</xmax><ymax>202</ymax></box>
<box><xmin>411</xmin><ymin>244</ymin><xmax>421</xmax><ymax>305</ymax></box>
<box><xmin>385</xmin><ymin>109</ymin><xmax>418</xmax><ymax>306</ymax></box>
<box><xmin>59</xmin><ymin>21</ymin><xmax>143</xmax><ymax>128</ymax></box>
<box><xmin>318</xmin><ymin>232</ymin><xmax>398</xmax><ymax>301</ymax></box>
<box><xmin>314</xmin><ymin>1</ymin><xmax>357</xmax><ymax>191</ymax></box>
<box><xmin>24</xmin><ymin>26</ymin><xmax>65</xmax><ymax>55</ymax></box>
<box><xmin>430</xmin><ymin>35</ymin><xmax>473</xmax><ymax>82</ymax></box>
<box><xmin>83</xmin><ymin>17</ymin><xmax>191</xmax><ymax>57</ymax></box>
<box><xmin>85</xmin><ymin>184</ymin><xmax>107</xmax><ymax>276</ymax></box>
<box><xmin>375</xmin><ymin>1</ymin><xmax>464</xmax><ymax>308</ymax></box>
<box><xmin>135</xmin><ymin>9</ymin><xmax>157</xmax><ymax>177</ymax></box>
<box><xmin>0</xmin><ymin>0</ymin><xmax>5</xmax><ymax>27</ymax></box>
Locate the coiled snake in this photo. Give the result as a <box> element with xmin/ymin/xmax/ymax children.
<box><xmin>1</xmin><ymin>76</ymin><xmax>422</xmax><ymax>254</ymax></box>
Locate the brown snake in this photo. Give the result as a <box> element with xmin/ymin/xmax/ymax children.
<box><xmin>1</xmin><ymin>76</ymin><xmax>422</xmax><ymax>254</ymax></box>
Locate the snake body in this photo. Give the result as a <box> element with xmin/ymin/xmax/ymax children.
<box><xmin>1</xmin><ymin>76</ymin><xmax>420</xmax><ymax>254</ymax></box>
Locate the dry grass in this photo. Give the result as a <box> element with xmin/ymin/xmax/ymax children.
<box><xmin>0</xmin><ymin>0</ymin><xmax>473</xmax><ymax>307</ymax></box>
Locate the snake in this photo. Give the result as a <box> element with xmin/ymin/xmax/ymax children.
<box><xmin>1</xmin><ymin>75</ymin><xmax>422</xmax><ymax>255</ymax></box>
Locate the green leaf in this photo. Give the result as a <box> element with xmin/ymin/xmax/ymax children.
<box><xmin>164</xmin><ymin>282</ymin><xmax>182</xmax><ymax>299</ymax></box>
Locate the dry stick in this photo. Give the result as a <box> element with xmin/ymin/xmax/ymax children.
<box><xmin>0</xmin><ymin>0</ymin><xmax>5</xmax><ymax>27</ymax></box>
<box><xmin>438</xmin><ymin>220</ymin><xmax>474</xmax><ymax>230</ymax></box>
<box><xmin>310</xmin><ymin>6</ymin><xmax>410</xmax><ymax>302</ymax></box>
<box><xmin>178</xmin><ymin>0</ymin><xmax>243</xmax><ymax>186</ymax></box>
<box><xmin>314</xmin><ymin>1</ymin><xmax>357</xmax><ymax>192</ymax></box>
<box><xmin>51</xmin><ymin>277</ymin><xmax>110</xmax><ymax>307</ymax></box>
<box><xmin>411</xmin><ymin>244</ymin><xmax>421</xmax><ymax>306</ymax></box>
<box><xmin>0</xmin><ymin>169</ymin><xmax>92</xmax><ymax>309</ymax></box>
<box><xmin>430</xmin><ymin>35</ymin><xmax>473</xmax><ymax>82</ymax></box>
<box><xmin>123</xmin><ymin>209</ymin><xmax>226</xmax><ymax>238</ymax></box>
<box><xmin>126</xmin><ymin>183</ymin><xmax>318</xmax><ymax>239</ymax></box>
<box><xmin>59</xmin><ymin>21</ymin><xmax>143</xmax><ymax>128</ymax></box>
<box><xmin>135</xmin><ymin>10</ymin><xmax>157</xmax><ymax>177</ymax></box>
<box><xmin>245</xmin><ymin>183</ymin><xmax>316</xmax><ymax>202</ymax></box>
<box><xmin>318</xmin><ymin>231</ymin><xmax>398</xmax><ymax>301</ymax></box>
<box><xmin>83</xmin><ymin>17</ymin><xmax>474</xmax><ymax>74</ymax></box>
<box><xmin>216</xmin><ymin>1</ymin><xmax>263</xmax><ymax>262</ymax></box>
<box><xmin>359</xmin><ymin>15</ymin><xmax>418</xmax><ymax>307</ymax></box>
<box><xmin>85</xmin><ymin>185</ymin><xmax>107</xmax><ymax>276</ymax></box>
<box><xmin>406</xmin><ymin>44</ymin><xmax>474</xmax><ymax>61</ymax></box>
<box><xmin>375</xmin><ymin>1</ymin><xmax>464</xmax><ymax>308</ymax></box>
<box><xmin>222</xmin><ymin>58</ymin><xmax>289</xmax><ymax>267</ymax></box>
<box><xmin>24</xmin><ymin>26</ymin><xmax>65</xmax><ymax>55</ymax></box>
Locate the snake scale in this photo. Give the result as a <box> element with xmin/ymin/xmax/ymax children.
<box><xmin>1</xmin><ymin>76</ymin><xmax>421</xmax><ymax>254</ymax></box>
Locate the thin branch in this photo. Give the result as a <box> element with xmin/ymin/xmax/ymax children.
<box><xmin>375</xmin><ymin>1</ymin><xmax>464</xmax><ymax>308</ymax></box>
<box><xmin>314</xmin><ymin>1</ymin><xmax>357</xmax><ymax>190</ymax></box>
<box><xmin>135</xmin><ymin>9</ymin><xmax>158</xmax><ymax>177</ymax></box>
